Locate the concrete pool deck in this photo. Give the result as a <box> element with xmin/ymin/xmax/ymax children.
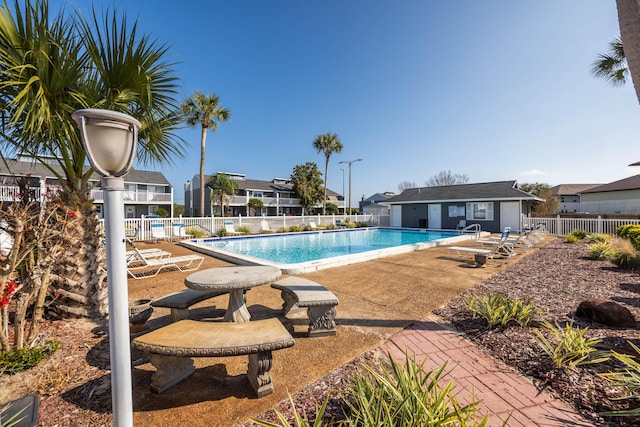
<box><xmin>126</xmin><ymin>236</ymin><xmax>592</xmax><ymax>426</ymax></box>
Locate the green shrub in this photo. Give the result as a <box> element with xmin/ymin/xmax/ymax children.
<box><xmin>616</xmin><ymin>224</ymin><xmax>640</xmax><ymax>238</ymax></box>
<box><xmin>237</xmin><ymin>226</ymin><xmax>251</xmax><ymax>235</ymax></box>
<box><xmin>342</xmin><ymin>353</ymin><xmax>490</xmax><ymax>426</ymax></box>
<box><xmin>253</xmin><ymin>353</ymin><xmax>499</xmax><ymax>427</ymax></box>
<box><xmin>565</xmin><ymin>234</ymin><xmax>580</xmax><ymax>244</ymax></box>
<box><xmin>277</xmin><ymin>226</ymin><xmax>288</xmax><ymax>233</ymax></box>
<box><xmin>570</xmin><ymin>229</ymin><xmax>587</xmax><ymax>239</ymax></box>
<box><xmin>587</xmin><ymin>241</ymin><xmax>614</xmax><ymax>260</ymax></box>
<box><xmin>586</xmin><ymin>233</ymin><xmax>611</xmax><ymax>243</ymax></box>
<box><xmin>534</xmin><ymin>321</ymin><xmax>609</xmax><ymax>368</ymax></box>
<box><xmin>616</xmin><ymin>224</ymin><xmax>640</xmax><ymax>250</ymax></box>
<box><xmin>600</xmin><ymin>342</ymin><xmax>640</xmax><ymax>417</ymax></box>
<box><xmin>251</xmin><ymin>393</ymin><xmax>335</xmax><ymax>427</ymax></box>
<box><xmin>466</xmin><ymin>292</ymin><xmax>542</xmax><ymax>329</ymax></box>
<box><xmin>609</xmin><ymin>238</ymin><xmax>640</xmax><ymax>269</ymax></box>
<box><xmin>186</xmin><ymin>228</ymin><xmax>207</xmax><ymax>238</ymax></box>
<box><xmin>216</xmin><ymin>227</ymin><xmax>226</xmax><ymax>237</ymax></box>
<box><xmin>0</xmin><ymin>340</ymin><xmax>61</xmax><ymax>375</ymax></box>
<box><xmin>289</xmin><ymin>225</ymin><xmax>303</xmax><ymax>233</ymax></box>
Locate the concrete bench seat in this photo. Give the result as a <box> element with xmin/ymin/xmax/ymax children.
<box><xmin>151</xmin><ymin>289</ymin><xmax>227</xmax><ymax>322</ymax></box>
<box><xmin>131</xmin><ymin>318</ymin><xmax>295</xmax><ymax>396</ymax></box>
<box><xmin>271</xmin><ymin>276</ymin><xmax>339</xmax><ymax>337</ymax></box>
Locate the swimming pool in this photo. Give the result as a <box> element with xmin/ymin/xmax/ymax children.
<box><xmin>181</xmin><ymin>227</ymin><xmax>478</xmax><ymax>274</ymax></box>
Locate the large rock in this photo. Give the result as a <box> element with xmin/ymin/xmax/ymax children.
<box><xmin>575</xmin><ymin>298</ymin><xmax>636</xmax><ymax>328</ymax></box>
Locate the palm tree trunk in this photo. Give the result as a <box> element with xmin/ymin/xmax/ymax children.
<box><xmin>52</xmin><ymin>197</ymin><xmax>108</xmax><ymax>319</ymax></box>
<box><xmin>323</xmin><ymin>158</ymin><xmax>329</xmax><ymax>215</ymax></box>
<box><xmin>200</xmin><ymin>127</ymin><xmax>208</xmax><ymax>217</ymax></box>
<box><xmin>617</xmin><ymin>0</ymin><xmax>640</xmax><ymax>104</ymax></box>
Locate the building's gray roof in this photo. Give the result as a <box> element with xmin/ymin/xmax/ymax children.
<box><xmin>363</xmin><ymin>192</ymin><xmax>395</xmax><ymax>203</ymax></box>
<box><xmin>581</xmin><ymin>175</ymin><xmax>640</xmax><ymax>194</ymax></box>
<box><xmin>549</xmin><ymin>184</ymin><xmax>602</xmax><ymax>196</ymax></box>
<box><xmin>202</xmin><ymin>174</ymin><xmax>340</xmax><ymax>196</ymax></box>
<box><xmin>0</xmin><ymin>158</ymin><xmax>171</xmax><ymax>186</ymax></box>
<box><xmin>385</xmin><ymin>180</ymin><xmax>539</xmax><ymax>204</ymax></box>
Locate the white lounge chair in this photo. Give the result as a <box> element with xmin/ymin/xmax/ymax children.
<box><xmin>127</xmin><ymin>247</ymin><xmax>204</xmax><ymax>279</ymax></box>
<box><xmin>125</xmin><ymin>238</ymin><xmax>172</xmax><ymax>266</ymax></box>
<box><xmin>151</xmin><ymin>223</ymin><xmax>169</xmax><ymax>242</ymax></box>
<box><xmin>0</xmin><ymin>227</ymin><xmax>13</xmax><ymax>257</ymax></box>
<box><xmin>447</xmin><ymin>231</ymin><xmax>515</xmax><ymax>261</ymax></box>
<box><xmin>308</xmin><ymin>220</ymin><xmax>326</xmax><ymax>230</ymax></box>
<box><xmin>172</xmin><ymin>223</ymin><xmax>193</xmax><ymax>240</ymax></box>
<box><xmin>260</xmin><ymin>219</ymin><xmax>275</xmax><ymax>233</ymax></box>
<box><xmin>223</xmin><ymin>221</ymin><xmax>243</xmax><ymax>236</ymax></box>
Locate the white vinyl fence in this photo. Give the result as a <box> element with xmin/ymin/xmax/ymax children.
<box><xmin>522</xmin><ymin>215</ymin><xmax>640</xmax><ymax>237</ymax></box>
<box><xmin>117</xmin><ymin>214</ymin><xmax>382</xmax><ymax>241</ymax></box>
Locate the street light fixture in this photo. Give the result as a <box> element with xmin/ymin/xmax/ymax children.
<box><xmin>340</xmin><ymin>168</ymin><xmax>345</xmax><ymax>213</ymax></box>
<box><xmin>338</xmin><ymin>158</ymin><xmax>362</xmax><ymax>215</ymax></box>
<box><xmin>72</xmin><ymin>109</ymin><xmax>141</xmax><ymax>427</ymax></box>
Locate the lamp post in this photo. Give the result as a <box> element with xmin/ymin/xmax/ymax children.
<box><xmin>340</xmin><ymin>168</ymin><xmax>345</xmax><ymax>213</ymax></box>
<box><xmin>72</xmin><ymin>109</ymin><xmax>140</xmax><ymax>427</ymax></box>
<box><xmin>338</xmin><ymin>158</ymin><xmax>362</xmax><ymax>215</ymax></box>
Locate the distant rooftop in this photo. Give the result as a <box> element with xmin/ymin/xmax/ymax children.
<box><xmin>549</xmin><ymin>184</ymin><xmax>602</xmax><ymax>196</ymax></box>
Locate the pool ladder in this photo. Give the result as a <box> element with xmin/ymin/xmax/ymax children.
<box><xmin>459</xmin><ymin>223</ymin><xmax>481</xmax><ymax>239</ymax></box>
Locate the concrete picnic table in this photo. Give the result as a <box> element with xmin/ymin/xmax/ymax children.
<box><xmin>184</xmin><ymin>265</ymin><xmax>282</xmax><ymax>322</ymax></box>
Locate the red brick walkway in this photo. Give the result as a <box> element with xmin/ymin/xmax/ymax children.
<box><xmin>380</xmin><ymin>318</ymin><xmax>594</xmax><ymax>426</ymax></box>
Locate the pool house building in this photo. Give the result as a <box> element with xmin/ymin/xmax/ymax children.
<box><xmin>385</xmin><ymin>180</ymin><xmax>541</xmax><ymax>233</ymax></box>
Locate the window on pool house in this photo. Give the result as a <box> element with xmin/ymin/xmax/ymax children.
<box><xmin>466</xmin><ymin>202</ymin><xmax>494</xmax><ymax>221</ymax></box>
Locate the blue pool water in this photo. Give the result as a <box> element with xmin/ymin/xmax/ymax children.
<box><xmin>193</xmin><ymin>228</ymin><xmax>458</xmax><ymax>265</ymax></box>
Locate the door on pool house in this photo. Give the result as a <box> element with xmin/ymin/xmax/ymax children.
<box><xmin>390</xmin><ymin>205</ymin><xmax>402</xmax><ymax>227</ymax></box>
<box><xmin>428</xmin><ymin>204</ymin><xmax>441</xmax><ymax>229</ymax></box>
<box><xmin>500</xmin><ymin>201</ymin><xmax>521</xmax><ymax>232</ymax></box>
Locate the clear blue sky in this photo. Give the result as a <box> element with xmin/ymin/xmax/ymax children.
<box><xmin>55</xmin><ymin>0</ymin><xmax>640</xmax><ymax>205</ymax></box>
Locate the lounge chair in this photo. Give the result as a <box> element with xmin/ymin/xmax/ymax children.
<box><xmin>447</xmin><ymin>231</ymin><xmax>515</xmax><ymax>261</ymax></box>
<box><xmin>260</xmin><ymin>219</ymin><xmax>275</xmax><ymax>233</ymax></box>
<box><xmin>308</xmin><ymin>220</ymin><xmax>326</xmax><ymax>230</ymax></box>
<box><xmin>127</xmin><ymin>247</ymin><xmax>204</xmax><ymax>279</ymax></box>
<box><xmin>125</xmin><ymin>238</ymin><xmax>172</xmax><ymax>266</ymax></box>
<box><xmin>455</xmin><ymin>219</ymin><xmax>466</xmax><ymax>231</ymax></box>
<box><xmin>0</xmin><ymin>227</ymin><xmax>13</xmax><ymax>257</ymax></box>
<box><xmin>172</xmin><ymin>223</ymin><xmax>193</xmax><ymax>240</ymax></box>
<box><xmin>151</xmin><ymin>223</ymin><xmax>169</xmax><ymax>242</ymax></box>
<box><xmin>223</xmin><ymin>221</ymin><xmax>243</xmax><ymax>236</ymax></box>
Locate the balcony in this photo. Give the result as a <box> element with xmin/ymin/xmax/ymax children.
<box><xmin>228</xmin><ymin>195</ymin><xmax>344</xmax><ymax>209</ymax></box>
<box><xmin>92</xmin><ymin>190</ymin><xmax>172</xmax><ymax>204</ymax></box>
<box><xmin>0</xmin><ymin>185</ymin><xmax>172</xmax><ymax>204</ymax></box>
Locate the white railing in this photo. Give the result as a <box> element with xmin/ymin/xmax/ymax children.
<box><xmin>115</xmin><ymin>213</ymin><xmax>379</xmax><ymax>241</ymax></box>
<box><xmin>227</xmin><ymin>195</ymin><xmax>345</xmax><ymax>209</ymax></box>
<box><xmin>92</xmin><ymin>190</ymin><xmax>171</xmax><ymax>203</ymax></box>
<box><xmin>522</xmin><ymin>215</ymin><xmax>640</xmax><ymax>236</ymax></box>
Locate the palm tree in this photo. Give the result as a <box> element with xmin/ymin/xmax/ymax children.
<box><xmin>291</xmin><ymin>162</ymin><xmax>324</xmax><ymax>215</ymax></box>
<box><xmin>0</xmin><ymin>0</ymin><xmax>184</xmax><ymax>318</ymax></box>
<box><xmin>207</xmin><ymin>173</ymin><xmax>238</xmax><ymax>216</ymax></box>
<box><xmin>182</xmin><ymin>92</ymin><xmax>231</xmax><ymax>217</ymax></box>
<box><xmin>312</xmin><ymin>132</ymin><xmax>343</xmax><ymax>215</ymax></box>
<box><xmin>616</xmin><ymin>0</ymin><xmax>640</xmax><ymax>104</ymax></box>
<box><xmin>591</xmin><ymin>37</ymin><xmax>628</xmax><ymax>86</ymax></box>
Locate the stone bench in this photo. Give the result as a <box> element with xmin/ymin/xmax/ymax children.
<box><xmin>151</xmin><ymin>289</ymin><xmax>227</xmax><ymax>322</ymax></box>
<box><xmin>131</xmin><ymin>318</ymin><xmax>295</xmax><ymax>397</ymax></box>
<box><xmin>271</xmin><ymin>277</ymin><xmax>339</xmax><ymax>337</ymax></box>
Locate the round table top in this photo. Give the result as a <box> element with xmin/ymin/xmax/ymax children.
<box><xmin>184</xmin><ymin>265</ymin><xmax>282</xmax><ymax>291</ymax></box>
